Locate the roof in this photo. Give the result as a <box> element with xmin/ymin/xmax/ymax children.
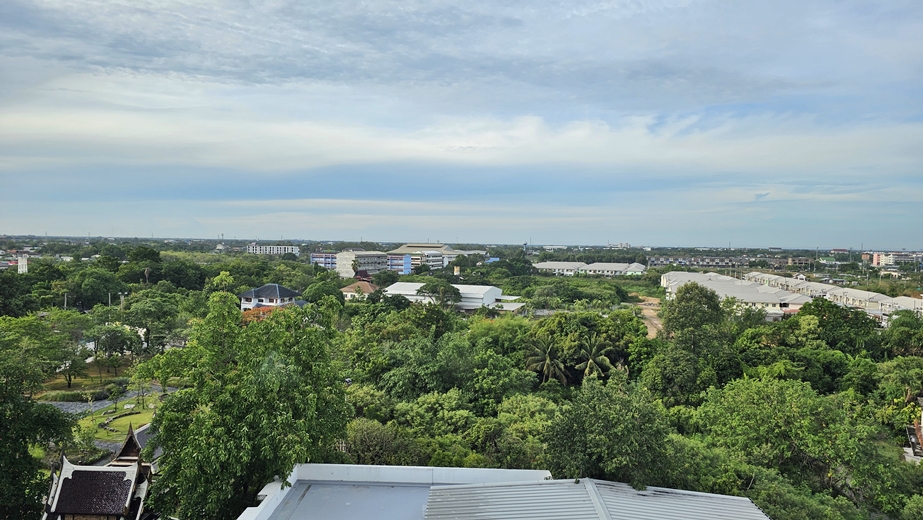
<box><xmin>239</xmin><ymin>284</ymin><xmax>301</xmax><ymax>300</ymax></box>
<box><xmin>425</xmin><ymin>479</ymin><xmax>770</xmax><ymax>520</ymax></box>
<box><xmin>534</xmin><ymin>261</ymin><xmax>588</xmax><ymax>270</ymax></box>
<box><xmin>341</xmin><ymin>281</ymin><xmax>379</xmax><ymax>294</ymax></box>
<box><xmin>388</xmin><ymin>243</ymin><xmax>457</xmax><ymax>255</ymax></box>
<box><xmin>239</xmin><ymin>464</ymin><xmax>551</xmax><ymax>520</ymax></box>
<box><xmin>50</xmin><ymin>456</ymin><xmax>137</xmax><ymax>516</ymax></box>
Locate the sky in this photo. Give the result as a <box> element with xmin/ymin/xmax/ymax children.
<box><xmin>1</xmin><ymin>0</ymin><xmax>921</xmax><ymax>249</ymax></box>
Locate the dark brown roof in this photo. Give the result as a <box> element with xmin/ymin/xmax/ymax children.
<box><xmin>54</xmin><ymin>470</ymin><xmax>133</xmax><ymax>515</ymax></box>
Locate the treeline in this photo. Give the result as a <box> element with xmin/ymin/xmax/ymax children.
<box><xmin>6</xmin><ymin>245</ymin><xmax>923</xmax><ymax>519</ymax></box>
<box><xmin>127</xmin><ymin>278</ymin><xmax>923</xmax><ymax>519</ymax></box>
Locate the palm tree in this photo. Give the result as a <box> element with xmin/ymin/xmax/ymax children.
<box><xmin>526</xmin><ymin>336</ymin><xmax>568</xmax><ymax>385</ymax></box>
<box><xmin>574</xmin><ymin>333</ymin><xmax>615</xmax><ymax>378</ymax></box>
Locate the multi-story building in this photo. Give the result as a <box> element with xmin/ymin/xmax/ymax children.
<box><xmin>246</xmin><ymin>243</ymin><xmax>301</xmax><ymax>256</ymax></box>
<box><xmin>873</xmin><ymin>252</ymin><xmax>917</xmax><ymax>266</ymax></box>
<box><xmin>647</xmin><ymin>256</ymin><xmax>744</xmax><ymax>268</ymax></box>
<box><xmin>336</xmin><ymin>251</ymin><xmax>388</xmax><ymax>278</ymax></box>
<box><xmin>388</xmin><ymin>254</ymin><xmax>413</xmax><ymax>274</ymax></box>
<box><xmin>309</xmin><ymin>252</ymin><xmax>338</xmax><ymax>270</ymax></box>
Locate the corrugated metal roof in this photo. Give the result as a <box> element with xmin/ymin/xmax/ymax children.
<box><xmin>426</xmin><ymin>480</ymin><xmax>601</xmax><ymax>520</ymax></box>
<box><xmin>424</xmin><ymin>479</ymin><xmax>770</xmax><ymax>520</ymax></box>
<box><xmin>595</xmin><ymin>481</ymin><xmax>769</xmax><ymax>520</ymax></box>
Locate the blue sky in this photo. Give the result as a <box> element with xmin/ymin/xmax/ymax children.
<box><xmin>1</xmin><ymin>0</ymin><xmax>921</xmax><ymax>248</ymax></box>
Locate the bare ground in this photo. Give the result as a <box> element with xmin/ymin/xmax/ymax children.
<box><xmin>634</xmin><ymin>295</ymin><xmax>663</xmax><ymax>338</ymax></box>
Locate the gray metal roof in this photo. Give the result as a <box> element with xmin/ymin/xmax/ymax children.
<box><xmin>424</xmin><ymin>479</ymin><xmax>770</xmax><ymax>520</ymax></box>
<box><xmin>238</xmin><ymin>283</ymin><xmax>301</xmax><ymax>300</ymax></box>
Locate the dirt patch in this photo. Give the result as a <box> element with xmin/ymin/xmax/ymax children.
<box><xmin>633</xmin><ymin>295</ymin><xmax>663</xmax><ymax>339</ymax></box>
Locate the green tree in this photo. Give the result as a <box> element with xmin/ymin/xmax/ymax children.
<box><xmin>372</xmin><ymin>269</ymin><xmax>400</xmax><ymax>287</ymax></box>
<box><xmin>525</xmin><ymin>336</ymin><xmax>568</xmax><ymax>385</ymax></box>
<box><xmin>417</xmin><ymin>279</ymin><xmax>462</xmax><ymax>308</ymax></box>
<box><xmin>0</xmin><ymin>351</ymin><xmax>74</xmax><ymax>519</ymax></box>
<box><xmin>139</xmin><ymin>293</ymin><xmax>349</xmax><ymax>520</ymax></box>
<box><xmin>574</xmin><ymin>333</ymin><xmax>616</xmax><ymax>378</ymax></box>
<box><xmin>544</xmin><ymin>375</ymin><xmax>669</xmax><ymax>487</ymax></box>
<box><xmin>660</xmin><ymin>282</ymin><xmax>723</xmax><ymax>336</ymax></box>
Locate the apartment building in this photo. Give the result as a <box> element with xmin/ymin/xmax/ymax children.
<box><xmin>247</xmin><ymin>243</ymin><xmax>301</xmax><ymax>256</ymax></box>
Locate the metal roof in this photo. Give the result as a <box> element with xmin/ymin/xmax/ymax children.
<box><xmin>238</xmin><ymin>283</ymin><xmax>301</xmax><ymax>300</ymax></box>
<box><xmin>425</xmin><ymin>479</ymin><xmax>770</xmax><ymax>520</ymax></box>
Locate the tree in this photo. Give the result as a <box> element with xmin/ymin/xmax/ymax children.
<box><xmin>139</xmin><ymin>293</ymin><xmax>350</xmax><ymax>520</ymax></box>
<box><xmin>660</xmin><ymin>282</ymin><xmax>723</xmax><ymax>336</ymax></box>
<box><xmin>123</xmin><ymin>293</ymin><xmax>180</xmax><ymax>353</ymax></box>
<box><xmin>544</xmin><ymin>375</ymin><xmax>669</xmax><ymax>487</ymax></box>
<box><xmin>417</xmin><ymin>280</ymin><xmax>461</xmax><ymax>309</ymax></box>
<box><xmin>372</xmin><ymin>269</ymin><xmax>399</xmax><ymax>287</ymax></box>
<box><xmin>574</xmin><ymin>333</ymin><xmax>616</xmax><ymax>378</ymax></box>
<box><xmin>68</xmin><ymin>268</ymin><xmax>129</xmax><ymax>310</ymax></box>
<box><xmin>0</xmin><ymin>350</ymin><xmax>73</xmax><ymax>519</ymax></box>
<box><xmin>525</xmin><ymin>336</ymin><xmax>568</xmax><ymax>385</ymax></box>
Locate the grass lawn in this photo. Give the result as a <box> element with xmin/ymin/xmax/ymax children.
<box><xmin>79</xmin><ymin>392</ymin><xmax>162</xmax><ymax>443</ymax></box>
<box><xmin>40</xmin><ymin>356</ymin><xmax>135</xmax><ymax>395</ymax></box>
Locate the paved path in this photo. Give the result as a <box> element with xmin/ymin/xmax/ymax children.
<box><xmin>45</xmin><ymin>385</ymin><xmax>172</xmax><ymax>415</ymax></box>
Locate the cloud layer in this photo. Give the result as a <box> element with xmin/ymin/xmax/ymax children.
<box><xmin>1</xmin><ymin>0</ymin><xmax>921</xmax><ymax>247</ymax></box>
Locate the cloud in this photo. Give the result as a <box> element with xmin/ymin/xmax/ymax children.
<box><xmin>0</xmin><ymin>0</ymin><xmax>921</xmax><ymax>246</ymax></box>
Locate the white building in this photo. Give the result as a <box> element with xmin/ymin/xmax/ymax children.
<box><xmin>336</xmin><ymin>251</ymin><xmax>388</xmax><ymax>278</ymax></box>
<box><xmin>661</xmin><ymin>272</ymin><xmax>812</xmax><ymax>320</ymax></box>
<box><xmin>247</xmin><ymin>244</ymin><xmax>301</xmax><ymax>256</ymax></box>
<box><xmin>238</xmin><ymin>284</ymin><xmax>302</xmax><ymax>311</ymax></box>
<box><xmin>533</xmin><ymin>261</ymin><xmax>586</xmax><ymax>276</ymax></box>
<box><xmin>578</xmin><ymin>262</ymin><xmax>647</xmax><ymax>276</ymax></box>
<box><xmin>384</xmin><ymin>282</ymin><xmax>526</xmax><ymax>312</ymax></box>
<box><xmin>237</xmin><ymin>463</ymin><xmax>770</xmax><ymax>520</ymax></box>
<box><xmin>17</xmin><ymin>255</ymin><xmax>27</xmax><ymax>274</ymax></box>
<box><xmin>743</xmin><ymin>272</ymin><xmax>923</xmax><ymax>319</ymax></box>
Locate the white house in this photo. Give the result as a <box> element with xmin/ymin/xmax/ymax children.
<box><xmin>238</xmin><ymin>284</ymin><xmax>302</xmax><ymax>311</ymax></box>
<box><xmin>533</xmin><ymin>261</ymin><xmax>586</xmax><ymax>276</ymax></box>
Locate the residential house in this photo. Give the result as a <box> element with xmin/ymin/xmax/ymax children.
<box><xmin>238</xmin><ymin>284</ymin><xmax>302</xmax><ymax>311</ymax></box>
<box><xmin>340</xmin><ymin>281</ymin><xmax>379</xmax><ymax>301</ymax></box>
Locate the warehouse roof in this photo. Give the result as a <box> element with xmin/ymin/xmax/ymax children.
<box><xmin>425</xmin><ymin>478</ymin><xmax>770</xmax><ymax>520</ymax></box>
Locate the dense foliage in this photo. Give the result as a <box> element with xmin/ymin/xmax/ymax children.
<box><xmin>3</xmin><ymin>240</ymin><xmax>923</xmax><ymax>520</ymax></box>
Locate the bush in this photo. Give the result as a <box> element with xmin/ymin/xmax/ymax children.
<box><xmin>39</xmin><ymin>390</ymin><xmax>108</xmax><ymax>402</ymax></box>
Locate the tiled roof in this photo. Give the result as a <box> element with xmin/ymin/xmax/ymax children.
<box><xmin>54</xmin><ymin>469</ymin><xmax>133</xmax><ymax>515</ymax></box>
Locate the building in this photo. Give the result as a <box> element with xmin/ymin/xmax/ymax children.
<box><xmin>238</xmin><ymin>284</ymin><xmax>302</xmax><ymax>311</ymax></box>
<box><xmin>661</xmin><ymin>272</ymin><xmax>812</xmax><ymax>320</ymax></box>
<box><xmin>18</xmin><ymin>255</ymin><xmax>28</xmax><ymax>274</ymax></box>
<box><xmin>743</xmin><ymin>272</ymin><xmax>923</xmax><ymax>320</ymax></box>
<box><xmin>648</xmin><ymin>256</ymin><xmax>744</xmax><ymax>268</ymax></box>
<box><xmin>341</xmin><ymin>281</ymin><xmax>379</xmax><ymax>301</ymax></box>
<box><xmin>387</xmin><ymin>254</ymin><xmax>413</xmax><ymax>275</ymax></box>
<box><xmin>309</xmin><ymin>252</ymin><xmax>337</xmax><ymax>270</ymax></box>
<box><xmin>533</xmin><ymin>261</ymin><xmax>587</xmax><ymax>276</ymax></box>
<box><xmin>237</xmin><ymin>463</ymin><xmax>770</xmax><ymax>520</ymax></box>
<box><xmin>577</xmin><ymin>262</ymin><xmax>647</xmax><ymax>276</ymax></box>
<box><xmin>336</xmin><ymin>251</ymin><xmax>388</xmax><ymax>278</ymax></box>
<box><xmin>873</xmin><ymin>252</ymin><xmax>917</xmax><ymax>266</ymax></box>
<box><xmin>42</xmin><ymin>425</ymin><xmax>157</xmax><ymax>520</ymax></box>
<box><xmin>387</xmin><ymin>244</ymin><xmax>487</xmax><ymax>270</ymax></box>
<box><xmin>384</xmin><ymin>282</ymin><xmax>526</xmax><ymax>313</ymax></box>
<box><xmin>247</xmin><ymin>243</ymin><xmax>301</xmax><ymax>256</ymax></box>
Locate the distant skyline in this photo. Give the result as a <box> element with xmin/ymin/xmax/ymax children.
<box><xmin>1</xmin><ymin>1</ymin><xmax>921</xmax><ymax>249</ymax></box>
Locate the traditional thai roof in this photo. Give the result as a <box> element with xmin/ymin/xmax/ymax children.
<box><xmin>44</xmin><ymin>455</ymin><xmax>148</xmax><ymax>520</ymax></box>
